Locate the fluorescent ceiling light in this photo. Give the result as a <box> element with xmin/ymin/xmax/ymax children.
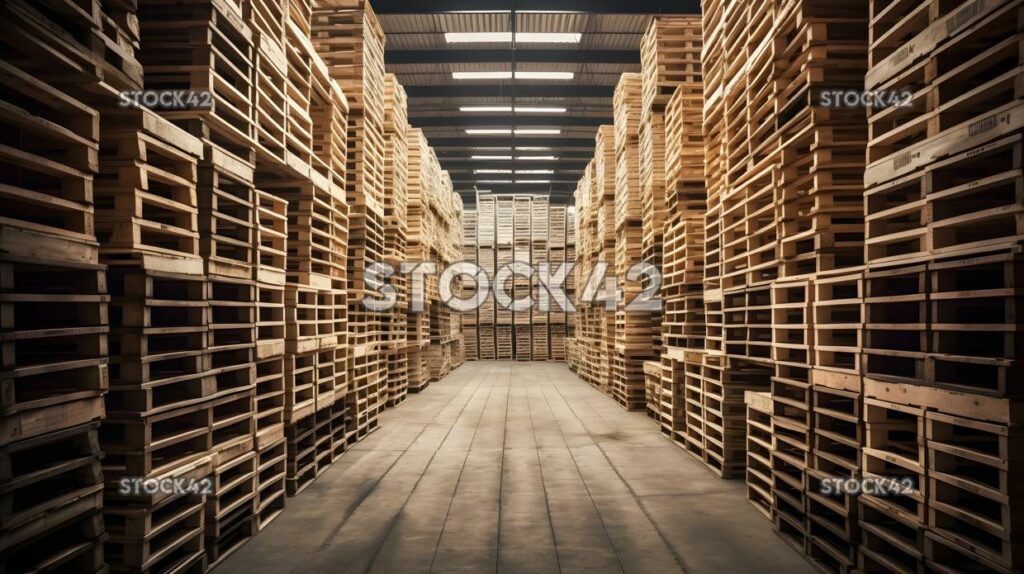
<box><xmin>460</xmin><ymin>106</ymin><xmax>513</xmax><ymax>112</ymax></box>
<box><xmin>516</xmin><ymin>180</ymin><xmax>552</xmax><ymax>184</ymax></box>
<box><xmin>514</xmin><ymin>107</ymin><xmax>567</xmax><ymax>113</ymax></box>
<box><xmin>516</xmin><ymin>32</ymin><xmax>582</xmax><ymax>43</ymax></box>
<box><xmin>517</xmin><ymin>156</ymin><xmax>558</xmax><ymax>160</ymax></box>
<box><xmin>445</xmin><ymin>32</ymin><xmax>581</xmax><ymax>44</ymax></box>
<box><xmin>477</xmin><ymin>179</ymin><xmax>513</xmax><ymax>184</ymax></box>
<box><xmin>471</xmin><ymin>155</ymin><xmax>513</xmax><ymax>160</ymax></box>
<box><xmin>453</xmin><ymin>71</ymin><xmax>512</xmax><ymax>80</ymax></box>
<box><xmin>460</xmin><ymin>106</ymin><xmax>566</xmax><ymax>113</ymax></box>
<box><xmin>474</xmin><ymin>169</ymin><xmax>513</xmax><ymax>174</ymax></box>
<box><xmin>451</xmin><ymin>71</ymin><xmax>574</xmax><ymax>81</ymax></box>
<box><xmin>516</xmin><ymin>170</ymin><xmax>554</xmax><ymax>174</ymax></box>
<box><xmin>466</xmin><ymin>129</ymin><xmax>561</xmax><ymax>135</ymax></box>
<box><xmin>516</xmin><ymin>146</ymin><xmax>550</xmax><ymax>150</ymax></box>
<box><xmin>514</xmin><ymin>71</ymin><xmax>574</xmax><ymax>80</ymax></box>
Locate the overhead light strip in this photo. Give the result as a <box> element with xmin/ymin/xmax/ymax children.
<box><xmin>444</xmin><ymin>32</ymin><xmax>581</xmax><ymax>44</ymax></box>
<box><xmin>452</xmin><ymin>71</ymin><xmax>574</xmax><ymax>81</ymax></box>
<box><xmin>465</xmin><ymin>129</ymin><xmax>561</xmax><ymax>135</ymax></box>
<box><xmin>460</xmin><ymin>106</ymin><xmax>567</xmax><ymax>113</ymax></box>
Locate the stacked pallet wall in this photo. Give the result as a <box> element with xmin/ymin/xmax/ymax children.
<box><xmin>405</xmin><ymin>129</ymin><xmax>464</xmax><ymax>388</ymax></box>
<box><xmin>856</xmin><ymin>0</ymin><xmax>1024</xmax><ymax>571</ymax></box>
<box><xmin>0</xmin><ymin>4</ymin><xmax>113</xmax><ymax>559</ymax></box>
<box><xmin>462</xmin><ymin>198</ymin><xmax>573</xmax><ymax>362</ymax></box>
<box><xmin>311</xmin><ymin>0</ymin><xmax>386</xmax><ymax>446</ymax></box>
<box><xmin>642</xmin><ymin>17</ymin><xmax>706</xmax><ymax>444</ymax></box>
<box><xmin>382</xmin><ymin>73</ymin><xmax>409</xmax><ymax>408</ymax></box>
<box><xmin>612</xmin><ymin>73</ymin><xmax>657</xmax><ymax>410</ymax></box>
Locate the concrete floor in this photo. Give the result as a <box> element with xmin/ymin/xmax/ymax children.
<box><xmin>217</xmin><ymin>361</ymin><xmax>814</xmax><ymax>574</ymax></box>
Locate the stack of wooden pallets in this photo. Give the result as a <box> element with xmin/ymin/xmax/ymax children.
<box><xmin>639</xmin><ymin>17</ymin><xmax>702</xmax><ymax>367</ymax></box>
<box><xmin>463</xmin><ymin>197</ymin><xmax>574</xmax><ymax>364</ymax></box>
<box><xmin>0</xmin><ymin>15</ymin><xmax>112</xmax><ymax>552</ymax></box>
<box><xmin>402</xmin><ymin>129</ymin><xmax>464</xmax><ymax>386</ymax></box>
<box><xmin>132</xmin><ymin>2</ymin><xmax>270</xmax><ymax>563</ymax></box>
<box><xmin>403</xmin><ymin>129</ymin><xmax>434</xmax><ymax>389</ymax></box>
<box><xmin>312</xmin><ymin>0</ymin><xmax>387</xmax><ymax>445</ymax></box>
<box><xmin>513</xmin><ymin>197</ymin><xmax>532</xmax><ymax>361</ymax></box>
<box><xmin>745</xmin><ymin>391</ymin><xmax>774</xmax><ymax>521</ymax></box>
<box><xmin>0</xmin><ymin>0</ymin><xmax>471</xmax><ymax>568</ymax></box>
<box><xmin>382</xmin><ymin>73</ymin><xmax>409</xmax><ymax>407</ymax></box>
<box><xmin>855</xmin><ymin>0</ymin><xmax>1024</xmax><ymax>570</ymax></box>
<box><xmin>495</xmin><ymin>198</ymin><xmax>515</xmax><ymax>360</ymax></box>
<box><xmin>611</xmin><ymin>73</ymin><xmax>656</xmax><ymax>411</ymax></box>
<box><xmin>460</xmin><ymin>210</ymin><xmax>479</xmax><ymax>361</ymax></box>
<box><xmin>476</xmin><ymin>197</ymin><xmax>497</xmax><ymax>360</ymax></box>
<box><xmin>548</xmin><ymin>205</ymin><xmax>569</xmax><ymax>360</ymax></box>
<box><xmin>567</xmin><ymin>164</ymin><xmax>594</xmax><ymax>379</ymax></box>
<box><xmin>587</xmin><ymin>127</ymin><xmax>619</xmax><ymax>392</ymax></box>
<box><xmin>642</xmin><ymin>17</ymin><xmax>707</xmax><ymax>457</ymax></box>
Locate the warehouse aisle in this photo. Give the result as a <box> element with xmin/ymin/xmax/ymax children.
<box><xmin>217</xmin><ymin>361</ymin><xmax>813</xmax><ymax>574</ymax></box>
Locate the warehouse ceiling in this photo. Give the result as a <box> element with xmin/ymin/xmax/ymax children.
<box><xmin>374</xmin><ymin>0</ymin><xmax>701</xmax><ymax>205</ymax></box>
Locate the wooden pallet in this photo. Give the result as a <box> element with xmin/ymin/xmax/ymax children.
<box><xmin>104</xmin><ymin>493</ymin><xmax>206</xmax><ymax>573</ymax></box>
<box><xmin>862</xmin><ymin>398</ymin><xmax>927</xmax><ymax>525</ymax></box>
<box><xmin>254</xmin><ymin>189</ymin><xmax>288</xmax><ymax>287</ymax></box>
<box><xmin>614</xmin><ymin>74</ymin><xmax>645</xmax><ymax>229</ymax></box>
<box><xmin>254</xmin><ymin>355</ymin><xmax>286</xmax><ymax>450</ymax></box>
<box><xmin>283</xmin><ymin>349</ymin><xmax>316</xmax><ymax>423</ymax></box>
<box><xmin>105</xmin><ymin>267</ymin><xmax>212</xmax><ymax>417</ymax></box>
<box><xmin>858</xmin><ymin>493</ymin><xmax>926</xmax><ymax>574</ymax></box>
<box><xmin>0</xmin><ymin>56</ymin><xmax>100</xmax><ymax>265</ymax></box>
<box><xmin>1</xmin><ymin>0</ymin><xmax>140</xmax><ymax>97</ymax></box>
<box><xmin>0</xmin><ymin>258</ymin><xmax>110</xmax><ymax>440</ymax></box>
<box><xmin>284</xmin><ymin>410</ymin><xmax>316</xmax><ymax>496</ymax></box>
<box><xmin>255</xmin><ymin>437</ymin><xmax>286</xmax><ymax>531</ymax></box>
<box><xmin>255</xmin><ymin>282</ymin><xmax>286</xmax><ymax>360</ymax></box>
<box><xmin>926</xmin><ymin>248</ymin><xmax>1024</xmax><ymax>397</ymax></box>
<box><xmin>1</xmin><ymin>509</ymin><xmax>107</xmax><ymax>573</ymax></box>
<box><xmin>0</xmin><ymin>422</ymin><xmax>104</xmax><ymax>552</ymax></box>
<box><xmin>138</xmin><ymin>0</ymin><xmax>256</xmax><ymax>166</ymax></box>
<box><xmin>644</xmin><ymin>360</ymin><xmax>663</xmax><ymax>420</ymax></box>
<box><xmin>406</xmin><ymin>346</ymin><xmax>429</xmax><ymax>393</ymax></box>
<box><xmin>862</xmin><ymin>263</ymin><xmax>929</xmax><ymax>384</ymax></box>
<box><xmin>284</xmin><ymin>21</ymin><xmax>315</xmax><ymax>169</ymax></box>
<box><xmin>926</xmin><ymin>410</ymin><xmax>1022</xmax><ymax>570</ymax></box>
<box><xmin>95</xmin><ymin>107</ymin><xmax>205</xmax><ymax>266</ymax></box>
<box><xmin>640</xmin><ymin>15</ymin><xmax>703</xmax><ymax>116</ymax></box>
<box><xmin>204</xmin><ymin>450</ymin><xmax>257</xmax><ymax>568</ymax></box>
<box><xmin>207</xmin><ymin>276</ymin><xmax>257</xmax><ymax>394</ymax></box>
<box><xmin>745</xmin><ymin>391</ymin><xmax>774</xmax><ymax>521</ymax></box>
<box><xmin>198</xmin><ymin>147</ymin><xmax>257</xmax><ymax>280</ymax></box>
